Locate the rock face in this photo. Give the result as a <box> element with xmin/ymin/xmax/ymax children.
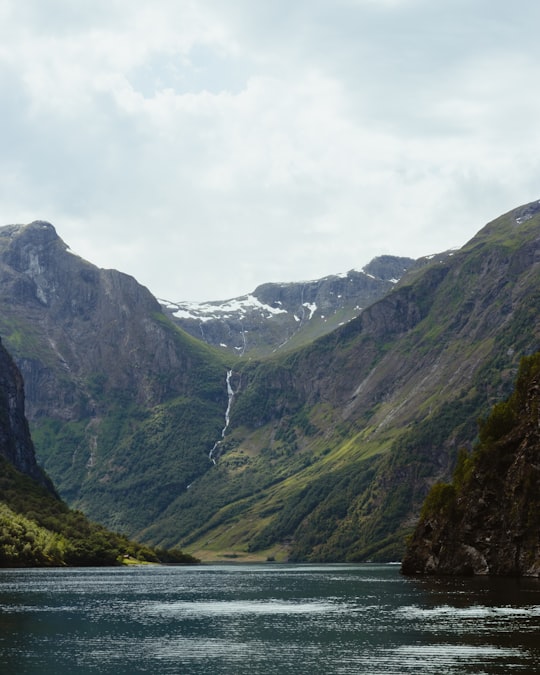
<box><xmin>0</xmin><ymin>222</ymin><xmax>225</xmax><ymax>420</ymax></box>
<box><xmin>0</xmin><ymin>221</ymin><xmax>228</xmax><ymax>534</ymax></box>
<box><xmin>0</xmin><ymin>336</ymin><xmax>50</xmax><ymax>488</ymax></box>
<box><xmin>402</xmin><ymin>352</ymin><xmax>540</xmax><ymax>577</ymax></box>
<box><xmin>161</xmin><ymin>255</ymin><xmax>415</xmax><ymax>356</ymax></box>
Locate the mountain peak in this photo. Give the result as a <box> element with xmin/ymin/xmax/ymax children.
<box><xmin>0</xmin><ymin>220</ymin><xmax>58</xmax><ymax>241</ymax></box>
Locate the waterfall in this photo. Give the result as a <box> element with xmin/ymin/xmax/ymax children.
<box><xmin>209</xmin><ymin>370</ymin><xmax>235</xmax><ymax>465</ymax></box>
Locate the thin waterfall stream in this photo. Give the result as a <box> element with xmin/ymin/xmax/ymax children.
<box><xmin>209</xmin><ymin>369</ymin><xmax>235</xmax><ymax>465</ymax></box>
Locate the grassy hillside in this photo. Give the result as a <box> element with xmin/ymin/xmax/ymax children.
<box><xmin>0</xmin><ymin>456</ymin><xmax>197</xmax><ymax>566</ymax></box>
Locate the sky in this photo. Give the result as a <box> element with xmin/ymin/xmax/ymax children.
<box><xmin>1</xmin><ymin>1</ymin><xmax>540</xmax><ymax>301</ymax></box>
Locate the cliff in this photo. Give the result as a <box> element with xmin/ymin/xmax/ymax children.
<box><xmin>402</xmin><ymin>351</ymin><xmax>540</xmax><ymax>576</ymax></box>
<box><xmin>0</xmin><ymin>221</ymin><xmax>229</xmax><ymax>534</ymax></box>
<box><xmin>0</xmin><ymin>336</ymin><xmax>51</xmax><ymax>489</ymax></box>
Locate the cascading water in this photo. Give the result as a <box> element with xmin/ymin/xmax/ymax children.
<box><xmin>209</xmin><ymin>370</ymin><xmax>235</xmax><ymax>465</ymax></box>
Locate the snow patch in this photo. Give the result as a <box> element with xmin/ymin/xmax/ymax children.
<box><xmin>302</xmin><ymin>302</ymin><xmax>317</xmax><ymax>320</ymax></box>
<box><xmin>161</xmin><ymin>294</ymin><xmax>288</xmax><ymax>322</ymax></box>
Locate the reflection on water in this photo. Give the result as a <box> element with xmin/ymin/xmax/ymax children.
<box><xmin>0</xmin><ymin>564</ymin><xmax>539</xmax><ymax>674</ymax></box>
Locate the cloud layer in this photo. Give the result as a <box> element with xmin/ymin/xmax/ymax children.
<box><xmin>1</xmin><ymin>0</ymin><xmax>539</xmax><ymax>299</ymax></box>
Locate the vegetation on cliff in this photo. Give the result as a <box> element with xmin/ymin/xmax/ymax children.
<box><xmin>0</xmin><ymin>316</ymin><xmax>198</xmax><ymax>567</ymax></box>
<box><xmin>402</xmin><ymin>350</ymin><xmax>540</xmax><ymax>576</ymax></box>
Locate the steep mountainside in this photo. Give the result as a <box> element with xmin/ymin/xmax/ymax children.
<box><xmin>0</xmin><ymin>201</ymin><xmax>538</xmax><ymax>563</ymax></box>
<box><xmin>0</xmin><ymin>337</ymin><xmax>50</xmax><ymax>488</ymax></box>
<box><xmin>402</xmin><ymin>351</ymin><xmax>540</xmax><ymax>577</ymax></box>
<box><xmin>0</xmin><ymin>336</ymin><xmax>186</xmax><ymax>566</ymax></box>
<box><xmin>139</xmin><ymin>200</ymin><xmax>540</xmax><ymax>561</ymax></box>
<box><xmin>161</xmin><ymin>256</ymin><xmax>415</xmax><ymax>357</ymax></box>
<box><xmin>0</xmin><ymin>221</ymin><xmax>230</xmax><ymax>535</ymax></box>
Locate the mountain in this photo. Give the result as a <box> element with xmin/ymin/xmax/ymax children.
<box><xmin>0</xmin><ymin>201</ymin><xmax>538</xmax><ymax>563</ymax></box>
<box><xmin>140</xmin><ymin>200</ymin><xmax>540</xmax><ymax>561</ymax></box>
<box><xmin>160</xmin><ymin>256</ymin><xmax>415</xmax><ymax>357</ymax></box>
<box><xmin>401</xmin><ymin>351</ymin><xmax>540</xmax><ymax>577</ymax></box>
<box><xmin>0</xmin><ymin>334</ymin><xmax>192</xmax><ymax>566</ymax></box>
<box><xmin>0</xmin><ymin>221</ymin><xmax>230</xmax><ymax>536</ymax></box>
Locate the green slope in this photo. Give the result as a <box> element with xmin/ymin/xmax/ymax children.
<box><xmin>0</xmin><ymin>456</ymin><xmax>197</xmax><ymax>566</ymax></box>
<box><xmin>140</xmin><ymin>202</ymin><xmax>540</xmax><ymax>561</ymax></box>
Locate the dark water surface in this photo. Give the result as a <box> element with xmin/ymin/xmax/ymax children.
<box><xmin>0</xmin><ymin>563</ymin><xmax>539</xmax><ymax>674</ymax></box>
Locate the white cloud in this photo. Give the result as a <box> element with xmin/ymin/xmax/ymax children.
<box><xmin>0</xmin><ymin>0</ymin><xmax>539</xmax><ymax>300</ymax></box>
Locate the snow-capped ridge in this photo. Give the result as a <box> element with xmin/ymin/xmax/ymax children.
<box><xmin>160</xmin><ymin>254</ymin><xmax>416</xmax><ymax>356</ymax></box>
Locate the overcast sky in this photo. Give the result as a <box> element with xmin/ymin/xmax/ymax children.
<box><xmin>1</xmin><ymin>1</ymin><xmax>539</xmax><ymax>301</ymax></box>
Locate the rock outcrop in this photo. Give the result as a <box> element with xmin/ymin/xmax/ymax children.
<box><xmin>0</xmin><ymin>336</ymin><xmax>51</xmax><ymax>489</ymax></box>
<box><xmin>402</xmin><ymin>351</ymin><xmax>540</xmax><ymax>576</ymax></box>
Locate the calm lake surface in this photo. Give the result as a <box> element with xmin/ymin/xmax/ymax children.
<box><xmin>0</xmin><ymin>563</ymin><xmax>539</xmax><ymax>674</ymax></box>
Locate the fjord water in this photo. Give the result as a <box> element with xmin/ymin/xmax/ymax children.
<box><xmin>1</xmin><ymin>564</ymin><xmax>539</xmax><ymax>674</ymax></box>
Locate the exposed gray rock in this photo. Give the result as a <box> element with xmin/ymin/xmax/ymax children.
<box><xmin>161</xmin><ymin>255</ymin><xmax>415</xmax><ymax>356</ymax></box>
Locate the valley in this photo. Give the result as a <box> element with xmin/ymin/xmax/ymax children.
<box><xmin>0</xmin><ymin>200</ymin><xmax>538</xmax><ymax>563</ymax></box>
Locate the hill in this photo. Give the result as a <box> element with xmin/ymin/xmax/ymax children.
<box><xmin>0</xmin><ymin>221</ymin><xmax>230</xmax><ymax>535</ymax></box>
<box><xmin>142</xmin><ymin>200</ymin><xmax>539</xmax><ymax>561</ymax></box>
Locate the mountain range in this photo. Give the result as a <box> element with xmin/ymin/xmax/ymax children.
<box><xmin>0</xmin><ymin>199</ymin><xmax>538</xmax><ymax>562</ymax></box>
<box><xmin>160</xmin><ymin>255</ymin><xmax>415</xmax><ymax>357</ymax></box>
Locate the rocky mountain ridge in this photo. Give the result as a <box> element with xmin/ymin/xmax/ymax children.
<box><xmin>160</xmin><ymin>255</ymin><xmax>415</xmax><ymax>356</ymax></box>
<box><xmin>0</xmin><ymin>221</ymin><xmax>224</xmax><ymax>419</ymax></box>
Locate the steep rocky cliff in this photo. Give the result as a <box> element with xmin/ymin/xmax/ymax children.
<box><xmin>0</xmin><ymin>221</ymin><xmax>225</xmax><ymax>418</ymax></box>
<box><xmin>402</xmin><ymin>351</ymin><xmax>540</xmax><ymax>576</ymax></box>
<box><xmin>0</xmin><ymin>336</ymin><xmax>50</xmax><ymax>488</ymax></box>
<box><xmin>161</xmin><ymin>255</ymin><xmax>415</xmax><ymax>356</ymax></box>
